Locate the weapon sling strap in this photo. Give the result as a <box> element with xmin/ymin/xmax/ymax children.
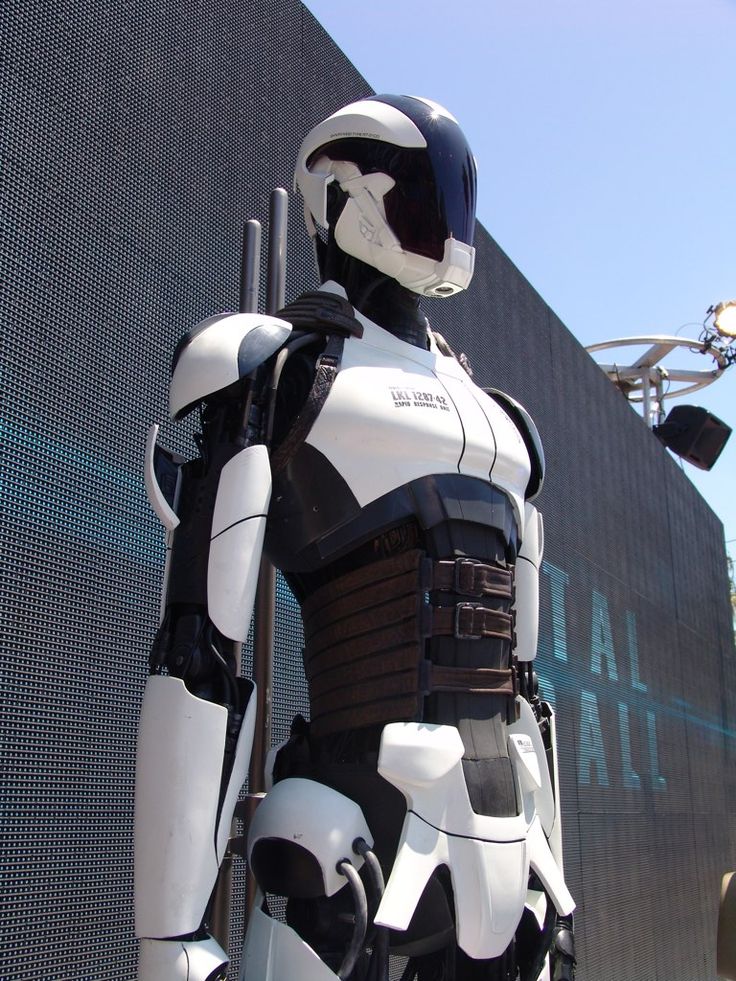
<box><xmin>301</xmin><ymin>549</ymin><xmax>516</xmax><ymax>737</ymax></box>
<box><xmin>270</xmin><ymin>291</ymin><xmax>362</xmax><ymax>476</ymax></box>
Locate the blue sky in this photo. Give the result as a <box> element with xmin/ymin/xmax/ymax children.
<box><xmin>302</xmin><ymin>0</ymin><xmax>736</xmax><ymax>567</ymax></box>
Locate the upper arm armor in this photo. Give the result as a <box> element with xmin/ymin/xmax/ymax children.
<box><xmin>485</xmin><ymin>389</ymin><xmax>545</xmax><ymax>500</ymax></box>
<box><xmin>169</xmin><ymin>312</ymin><xmax>292</xmax><ymax>419</ymax></box>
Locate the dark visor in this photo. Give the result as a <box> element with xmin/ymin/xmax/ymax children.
<box><xmin>310</xmin><ymin>95</ymin><xmax>477</xmax><ymax>263</ymax></box>
<box><xmin>372</xmin><ymin>94</ymin><xmax>477</xmax><ymax>261</ymax></box>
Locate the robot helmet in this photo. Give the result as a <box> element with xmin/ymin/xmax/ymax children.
<box><xmin>294</xmin><ymin>94</ymin><xmax>477</xmax><ymax>298</ymax></box>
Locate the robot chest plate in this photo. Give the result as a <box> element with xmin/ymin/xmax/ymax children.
<box><xmin>304</xmin><ymin>326</ymin><xmax>530</xmax><ymax>522</ymax></box>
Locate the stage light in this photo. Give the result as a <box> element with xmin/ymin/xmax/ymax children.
<box><xmin>713</xmin><ymin>300</ymin><xmax>736</xmax><ymax>339</ymax></box>
<box><xmin>586</xmin><ymin>301</ymin><xmax>734</xmax><ymax>469</ymax></box>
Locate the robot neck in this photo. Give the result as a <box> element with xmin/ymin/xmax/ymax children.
<box><xmin>321</xmin><ymin>239</ymin><xmax>429</xmax><ymax>349</ymax></box>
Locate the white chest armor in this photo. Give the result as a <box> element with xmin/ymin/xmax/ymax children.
<box><xmin>305</xmin><ymin>300</ymin><xmax>531</xmax><ymax>532</ymax></box>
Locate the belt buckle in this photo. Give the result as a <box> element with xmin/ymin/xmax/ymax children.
<box><xmin>454</xmin><ymin>558</ymin><xmax>476</xmax><ymax>596</ymax></box>
<box><xmin>455</xmin><ymin>602</ymin><xmax>483</xmax><ymax>640</ymax></box>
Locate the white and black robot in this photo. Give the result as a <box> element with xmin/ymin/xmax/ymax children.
<box><xmin>136</xmin><ymin>94</ymin><xmax>576</xmax><ymax>981</ymax></box>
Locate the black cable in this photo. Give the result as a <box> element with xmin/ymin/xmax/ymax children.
<box><xmin>353</xmin><ymin>839</ymin><xmax>389</xmax><ymax>981</ymax></box>
<box><xmin>353</xmin><ymin>837</ymin><xmax>385</xmax><ymax>896</ymax></box>
<box><xmin>208</xmin><ymin>640</ymin><xmax>240</xmax><ymax>710</ymax></box>
<box><xmin>336</xmin><ymin>859</ymin><xmax>368</xmax><ymax>980</ymax></box>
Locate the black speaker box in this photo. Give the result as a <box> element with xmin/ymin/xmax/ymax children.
<box><xmin>654</xmin><ymin>404</ymin><xmax>732</xmax><ymax>470</ymax></box>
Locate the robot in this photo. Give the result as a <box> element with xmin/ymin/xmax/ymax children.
<box><xmin>136</xmin><ymin>94</ymin><xmax>576</xmax><ymax>981</ymax></box>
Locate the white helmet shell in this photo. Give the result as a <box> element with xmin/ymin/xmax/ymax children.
<box><xmin>295</xmin><ymin>95</ymin><xmax>477</xmax><ymax>298</ymax></box>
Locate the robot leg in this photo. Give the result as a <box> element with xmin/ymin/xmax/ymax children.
<box><xmin>240</xmin><ymin>778</ymin><xmax>376</xmax><ymax>981</ymax></box>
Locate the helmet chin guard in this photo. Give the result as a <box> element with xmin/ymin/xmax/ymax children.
<box><xmin>334</xmin><ymin>199</ymin><xmax>475</xmax><ymax>297</ymax></box>
<box><xmin>295</xmin><ymin>94</ymin><xmax>477</xmax><ymax>297</ymax></box>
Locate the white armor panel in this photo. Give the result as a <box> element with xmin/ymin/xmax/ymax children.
<box><xmin>144</xmin><ymin>423</ymin><xmax>180</xmax><ymax>532</ymax></box>
<box><xmin>508</xmin><ymin>697</ymin><xmax>555</xmax><ymax>835</ymax></box>
<box><xmin>526</xmin><ymin>815</ymin><xmax>574</xmax><ymax>917</ymax></box>
<box><xmin>377</xmin><ymin>722</ymin><xmax>527</xmax><ymax>841</ymax></box>
<box><xmin>375</xmin><ymin>720</ymin><xmax>573</xmax><ymax>958</ymax></box>
<box><xmin>525</xmin><ymin>888</ymin><xmax>548</xmax><ymax>930</ymax></box>
<box><xmin>139</xmin><ymin>936</ymin><xmax>228</xmax><ymax>981</ymax></box>
<box><xmin>295</xmin><ymin>101</ymin><xmax>428</xmax><ymax>233</ymax></box>
<box><xmin>305</xmin><ymin>283</ymin><xmax>531</xmax><ymax>529</ymax></box>
<box><xmin>169</xmin><ymin>312</ymin><xmax>291</xmax><ymax>419</ymax></box>
<box><xmin>542</xmin><ymin>707</ymin><xmax>565</xmax><ymax>872</ymax></box>
<box><xmin>240</xmin><ymin>900</ymin><xmax>340</xmax><ymax>981</ymax></box>
<box><xmin>375</xmin><ymin>807</ymin><xmax>528</xmax><ymax>959</ymax></box>
<box><xmin>509</xmin><ymin>732</ymin><xmax>543</xmax><ymax>796</ymax></box>
<box><xmin>144</xmin><ymin>423</ymin><xmax>182</xmax><ymax>623</ymax></box>
<box><xmin>247</xmin><ymin>778</ymin><xmax>372</xmax><ymax>897</ymax></box>
<box><xmin>508</xmin><ymin>700</ymin><xmax>570</xmax><ymax>910</ymax></box>
<box><xmin>208</xmin><ymin>444</ymin><xmax>271</xmax><ymax>642</ymax></box>
<box><xmin>135</xmin><ymin>675</ymin><xmax>256</xmax><ymax>939</ymax></box>
<box><xmin>515</xmin><ymin>502</ymin><xmax>544</xmax><ymax>662</ymax></box>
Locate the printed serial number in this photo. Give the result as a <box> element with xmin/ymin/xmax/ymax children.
<box><xmin>389</xmin><ymin>387</ymin><xmax>451</xmax><ymax>411</ymax></box>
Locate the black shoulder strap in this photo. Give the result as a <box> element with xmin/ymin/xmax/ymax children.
<box><xmin>276</xmin><ymin>290</ymin><xmax>363</xmax><ymax>338</ymax></box>
<box><xmin>270</xmin><ymin>334</ymin><xmax>345</xmax><ymax>475</ymax></box>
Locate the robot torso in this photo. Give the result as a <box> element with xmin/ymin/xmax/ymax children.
<box><xmin>266</xmin><ymin>283</ymin><xmax>534</xmax><ymax>575</ymax></box>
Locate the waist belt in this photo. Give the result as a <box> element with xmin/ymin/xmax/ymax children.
<box><xmin>301</xmin><ymin>549</ymin><xmax>515</xmax><ymax>737</ymax></box>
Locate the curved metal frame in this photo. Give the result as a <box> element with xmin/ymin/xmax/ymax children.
<box><xmin>585</xmin><ymin>334</ymin><xmax>724</xmax><ymax>425</ymax></box>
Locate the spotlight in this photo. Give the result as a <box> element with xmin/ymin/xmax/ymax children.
<box><xmin>713</xmin><ymin>300</ymin><xmax>736</xmax><ymax>339</ymax></box>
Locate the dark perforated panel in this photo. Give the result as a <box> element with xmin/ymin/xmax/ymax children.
<box><xmin>1</xmin><ymin>3</ymin><xmax>366</xmax><ymax>978</ymax></box>
<box><xmin>2</xmin><ymin>2</ymin><xmax>734</xmax><ymax>980</ymax></box>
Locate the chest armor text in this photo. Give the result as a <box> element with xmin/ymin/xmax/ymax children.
<box><xmin>305</xmin><ymin>321</ymin><xmax>531</xmax><ymax>527</ymax></box>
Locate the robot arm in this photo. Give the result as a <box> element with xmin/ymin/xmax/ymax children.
<box><xmin>483</xmin><ymin>386</ymin><xmax>545</xmax><ymax>665</ymax></box>
<box><xmin>514</xmin><ymin>501</ymin><xmax>544</xmax><ymax>664</ymax></box>
<box><xmin>492</xmin><ymin>395</ymin><xmax>575</xmax><ymax>979</ymax></box>
<box><xmin>135</xmin><ymin>311</ymin><xmax>290</xmax><ymax>980</ymax></box>
<box><xmin>514</xmin><ymin>494</ymin><xmax>577</xmax><ymax>980</ymax></box>
<box><xmin>483</xmin><ymin>385</ymin><xmax>545</xmax><ymax>667</ymax></box>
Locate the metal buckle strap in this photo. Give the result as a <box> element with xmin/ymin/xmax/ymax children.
<box><xmin>423</xmin><ymin>660</ymin><xmax>516</xmax><ymax>696</ymax></box>
<box><xmin>431</xmin><ymin>558</ymin><xmax>513</xmax><ymax>599</ymax></box>
<box><xmin>429</xmin><ymin>602</ymin><xmax>514</xmax><ymax>641</ymax></box>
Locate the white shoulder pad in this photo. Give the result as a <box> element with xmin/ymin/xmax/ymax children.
<box><xmin>485</xmin><ymin>389</ymin><xmax>545</xmax><ymax>499</ymax></box>
<box><xmin>170</xmin><ymin>312</ymin><xmax>291</xmax><ymax>419</ymax></box>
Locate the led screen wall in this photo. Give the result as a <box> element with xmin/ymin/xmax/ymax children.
<box><xmin>2</xmin><ymin>1</ymin><xmax>735</xmax><ymax>979</ymax></box>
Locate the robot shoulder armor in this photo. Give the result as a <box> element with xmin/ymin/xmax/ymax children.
<box><xmin>485</xmin><ymin>388</ymin><xmax>545</xmax><ymax>500</ymax></box>
<box><xmin>169</xmin><ymin>312</ymin><xmax>291</xmax><ymax>419</ymax></box>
